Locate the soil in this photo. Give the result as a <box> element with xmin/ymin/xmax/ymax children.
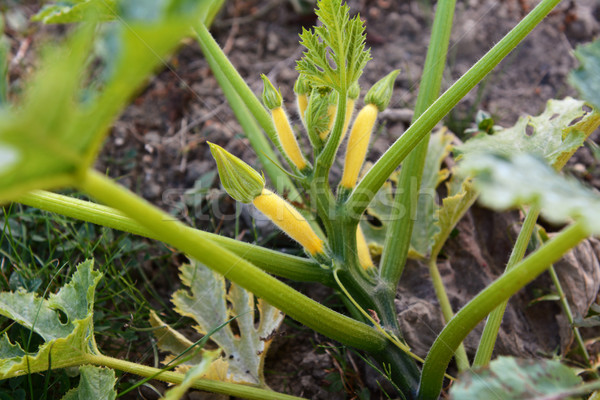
<box><xmin>3</xmin><ymin>0</ymin><xmax>600</xmax><ymax>399</ymax></box>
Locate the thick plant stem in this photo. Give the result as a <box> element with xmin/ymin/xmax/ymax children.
<box><xmin>428</xmin><ymin>259</ymin><xmax>470</xmax><ymax>372</ymax></box>
<box><xmin>84</xmin><ymin>354</ymin><xmax>302</xmax><ymax>400</ymax></box>
<box><xmin>201</xmin><ymin>47</ymin><xmax>300</xmax><ymax>200</ymax></box>
<box><xmin>418</xmin><ymin>221</ymin><xmax>589</xmax><ymax>400</ymax></box>
<box><xmin>79</xmin><ymin>169</ymin><xmax>386</xmax><ymax>353</ymax></box>
<box><xmin>15</xmin><ymin>190</ymin><xmax>330</xmax><ymax>285</ymax></box>
<box><xmin>347</xmin><ymin>0</ymin><xmax>562</xmax><ymax>217</ymax></box>
<box><xmin>473</xmin><ymin>205</ymin><xmax>541</xmax><ymax>367</ymax></box>
<box><xmin>194</xmin><ymin>24</ymin><xmax>302</xmax><ymax>187</ymax></box>
<box><xmin>379</xmin><ymin>0</ymin><xmax>456</xmax><ymax>287</ymax></box>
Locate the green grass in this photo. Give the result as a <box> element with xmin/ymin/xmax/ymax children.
<box><xmin>0</xmin><ymin>195</ymin><xmax>180</xmax><ymax>399</ymax></box>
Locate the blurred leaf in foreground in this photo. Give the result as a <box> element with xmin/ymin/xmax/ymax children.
<box><xmin>459</xmin><ymin>152</ymin><xmax>600</xmax><ymax>235</ymax></box>
<box><xmin>449</xmin><ymin>356</ymin><xmax>581</xmax><ymax>400</ymax></box>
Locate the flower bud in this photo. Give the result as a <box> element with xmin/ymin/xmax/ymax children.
<box><xmin>261</xmin><ymin>74</ymin><xmax>282</xmax><ymax>110</ymax></box>
<box><xmin>364</xmin><ymin>69</ymin><xmax>400</xmax><ymax>112</ymax></box>
<box><xmin>356</xmin><ymin>225</ymin><xmax>375</xmax><ymax>270</ymax></box>
<box><xmin>208</xmin><ymin>142</ymin><xmax>265</xmax><ymax>203</ymax></box>
<box><xmin>294</xmin><ymin>75</ymin><xmax>310</xmax><ymax>126</ymax></box>
<box><xmin>340</xmin><ymin>103</ymin><xmax>378</xmax><ymax>189</ymax></box>
<box><xmin>253</xmin><ymin>188</ymin><xmax>326</xmax><ymax>257</ymax></box>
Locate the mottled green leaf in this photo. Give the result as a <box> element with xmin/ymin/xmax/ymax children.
<box><xmin>570</xmin><ymin>39</ymin><xmax>600</xmax><ymax>111</ymax></box>
<box><xmin>159</xmin><ymin>260</ymin><xmax>284</xmax><ymax>385</ymax></box>
<box><xmin>0</xmin><ymin>260</ymin><xmax>102</xmax><ymax>378</ymax></box>
<box><xmin>449</xmin><ymin>356</ymin><xmax>581</xmax><ymax>400</ymax></box>
<box><xmin>457</xmin><ymin>97</ymin><xmax>600</xmax><ymax>170</ymax></box>
<box><xmin>61</xmin><ymin>366</ymin><xmax>117</xmax><ymax>400</ymax></box>
<box><xmin>460</xmin><ymin>153</ymin><xmax>600</xmax><ymax>235</ymax></box>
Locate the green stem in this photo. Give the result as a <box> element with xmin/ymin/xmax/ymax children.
<box><xmin>379</xmin><ymin>0</ymin><xmax>456</xmax><ymax>287</ymax></box>
<box><xmin>547</xmin><ymin>265</ymin><xmax>597</xmax><ymax>377</ymax></box>
<box><xmin>15</xmin><ymin>190</ymin><xmax>331</xmax><ymax>285</ymax></box>
<box><xmin>346</xmin><ymin>0</ymin><xmax>562</xmax><ymax>217</ymax></box>
<box><xmin>84</xmin><ymin>354</ymin><xmax>302</xmax><ymax>400</ymax></box>
<box><xmin>418</xmin><ymin>220</ymin><xmax>589</xmax><ymax>400</ymax></box>
<box><xmin>473</xmin><ymin>205</ymin><xmax>541</xmax><ymax>367</ymax></box>
<box><xmin>428</xmin><ymin>258</ymin><xmax>470</xmax><ymax>372</ymax></box>
<box><xmin>194</xmin><ymin>24</ymin><xmax>301</xmax><ymax>179</ymax></box>
<box><xmin>200</xmin><ymin>39</ymin><xmax>300</xmax><ymax>201</ymax></box>
<box><xmin>79</xmin><ymin>169</ymin><xmax>386</xmax><ymax>352</ymax></box>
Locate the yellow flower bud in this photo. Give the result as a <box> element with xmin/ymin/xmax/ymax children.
<box><xmin>253</xmin><ymin>188</ymin><xmax>325</xmax><ymax>256</ymax></box>
<box><xmin>297</xmin><ymin>93</ymin><xmax>308</xmax><ymax>127</ymax></box>
<box><xmin>340</xmin><ymin>103</ymin><xmax>378</xmax><ymax>189</ymax></box>
<box><xmin>271</xmin><ymin>107</ymin><xmax>308</xmax><ymax>170</ymax></box>
<box><xmin>356</xmin><ymin>225</ymin><xmax>374</xmax><ymax>270</ymax></box>
<box><xmin>319</xmin><ymin>99</ymin><xmax>356</xmax><ymax>141</ymax></box>
<box><xmin>320</xmin><ymin>104</ymin><xmax>338</xmax><ymax>140</ymax></box>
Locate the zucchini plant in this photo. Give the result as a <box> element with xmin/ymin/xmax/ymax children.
<box><xmin>2</xmin><ymin>0</ymin><xmax>600</xmax><ymax>399</ymax></box>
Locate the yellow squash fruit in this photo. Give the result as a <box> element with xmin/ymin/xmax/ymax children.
<box><xmin>271</xmin><ymin>107</ymin><xmax>308</xmax><ymax>170</ymax></box>
<box><xmin>340</xmin><ymin>103</ymin><xmax>378</xmax><ymax>189</ymax></box>
<box><xmin>356</xmin><ymin>225</ymin><xmax>374</xmax><ymax>270</ymax></box>
<box><xmin>253</xmin><ymin>188</ymin><xmax>324</xmax><ymax>256</ymax></box>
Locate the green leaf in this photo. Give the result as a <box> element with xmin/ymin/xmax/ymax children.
<box><xmin>459</xmin><ymin>152</ymin><xmax>600</xmax><ymax>235</ymax></box>
<box><xmin>0</xmin><ymin>260</ymin><xmax>102</xmax><ymax>378</ymax></box>
<box><xmin>431</xmin><ymin>176</ymin><xmax>477</xmax><ymax>259</ymax></box>
<box><xmin>570</xmin><ymin>39</ymin><xmax>600</xmax><ymax>111</ymax></box>
<box><xmin>32</xmin><ymin>1</ymin><xmax>118</xmax><ymax>24</ymax></box>
<box><xmin>296</xmin><ymin>0</ymin><xmax>370</xmax><ymax>91</ymax></box>
<box><xmin>457</xmin><ymin>97</ymin><xmax>600</xmax><ymax>170</ymax></box>
<box><xmin>0</xmin><ymin>1</ymin><xmax>210</xmax><ymax>203</ymax></box>
<box><xmin>449</xmin><ymin>356</ymin><xmax>582</xmax><ymax>400</ymax></box>
<box><xmin>410</xmin><ymin>129</ymin><xmax>453</xmax><ymax>258</ymax></box>
<box><xmin>158</xmin><ymin>260</ymin><xmax>284</xmax><ymax>385</ymax></box>
<box><xmin>61</xmin><ymin>366</ymin><xmax>117</xmax><ymax>400</ymax></box>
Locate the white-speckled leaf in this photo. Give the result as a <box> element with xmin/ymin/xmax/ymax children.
<box><xmin>163</xmin><ymin>260</ymin><xmax>284</xmax><ymax>385</ymax></box>
<box><xmin>457</xmin><ymin>97</ymin><xmax>600</xmax><ymax>170</ymax></box>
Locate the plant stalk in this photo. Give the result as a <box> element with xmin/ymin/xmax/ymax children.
<box><xmin>194</xmin><ymin>24</ymin><xmax>302</xmax><ymax>181</ymax></box>
<box><xmin>418</xmin><ymin>220</ymin><xmax>589</xmax><ymax>400</ymax></box>
<box><xmin>79</xmin><ymin>169</ymin><xmax>386</xmax><ymax>352</ymax></box>
<box><xmin>84</xmin><ymin>354</ymin><xmax>302</xmax><ymax>400</ymax></box>
<box><xmin>346</xmin><ymin>0</ymin><xmax>563</xmax><ymax>217</ymax></box>
<box><xmin>201</xmin><ymin>44</ymin><xmax>301</xmax><ymax>201</ymax></box>
<box><xmin>428</xmin><ymin>258</ymin><xmax>470</xmax><ymax>371</ymax></box>
<box><xmin>379</xmin><ymin>0</ymin><xmax>456</xmax><ymax>287</ymax></box>
<box><xmin>473</xmin><ymin>205</ymin><xmax>541</xmax><ymax>367</ymax></box>
<box><xmin>15</xmin><ymin>190</ymin><xmax>331</xmax><ymax>285</ymax></box>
